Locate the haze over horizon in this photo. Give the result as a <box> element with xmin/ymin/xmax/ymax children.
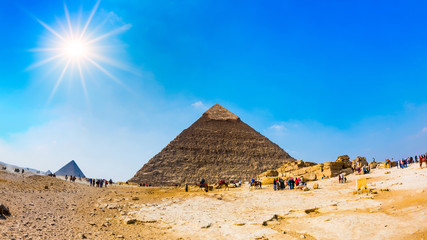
<box><xmin>1</xmin><ymin>0</ymin><xmax>426</xmax><ymax>181</ymax></box>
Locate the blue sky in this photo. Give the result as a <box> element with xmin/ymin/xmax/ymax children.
<box><xmin>1</xmin><ymin>0</ymin><xmax>426</xmax><ymax>180</ymax></box>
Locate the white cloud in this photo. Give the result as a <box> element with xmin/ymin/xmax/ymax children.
<box><xmin>191</xmin><ymin>101</ymin><xmax>208</xmax><ymax>110</ymax></box>
<box><xmin>269</xmin><ymin>124</ymin><xmax>287</xmax><ymax>132</ymax></box>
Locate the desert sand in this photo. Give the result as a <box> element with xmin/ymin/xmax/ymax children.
<box><xmin>1</xmin><ymin>164</ymin><xmax>426</xmax><ymax>240</ymax></box>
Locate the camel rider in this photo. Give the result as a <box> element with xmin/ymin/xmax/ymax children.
<box><xmin>251</xmin><ymin>178</ymin><xmax>255</xmax><ymax>185</ymax></box>
<box><xmin>200</xmin><ymin>178</ymin><xmax>205</xmax><ymax>185</ymax></box>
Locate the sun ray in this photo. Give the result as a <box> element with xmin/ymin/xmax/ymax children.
<box><xmin>48</xmin><ymin>58</ymin><xmax>71</xmax><ymax>103</ymax></box>
<box><xmin>64</xmin><ymin>3</ymin><xmax>74</xmax><ymax>39</ymax></box>
<box><xmin>88</xmin><ymin>52</ymin><xmax>141</xmax><ymax>76</ymax></box>
<box><xmin>80</xmin><ymin>0</ymin><xmax>100</xmax><ymax>39</ymax></box>
<box><xmin>85</xmin><ymin>56</ymin><xmax>127</xmax><ymax>88</ymax></box>
<box><xmin>87</xmin><ymin>24</ymin><xmax>132</xmax><ymax>45</ymax></box>
<box><xmin>29</xmin><ymin>48</ymin><xmax>63</xmax><ymax>52</ymax></box>
<box><xmin>55</xmin><ymin>16</ymin><xmax>70</xmax><ymax>39</ymax></box>
<box><xmin>36</xmin><ymin>18</ymin><xmax>66</xmax><ymax>42</ymax></box>
<box><xmin>26</xmin><ymin>53</ymin><xmax>65</xmax><ymax>70</ymax></box>
<box><xmin>77</xmin><ymin>60</ymin><xmax>89</xmax><ymax>103</ymax></box>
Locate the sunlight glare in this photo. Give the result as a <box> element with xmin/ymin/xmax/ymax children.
<box><xmin>30</xmin><ymin>0</ymin><xmax>131</xmax><ymax>104</ymax></box>
<box><xmin>64</xmin><ymin>39</ymin><xmax>88</xmax><ymax>59</ymax></box>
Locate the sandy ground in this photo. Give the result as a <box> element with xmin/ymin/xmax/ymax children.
<box><xmin>0</xmin><ymin>164</ymin><xmax>426</xmax><ymax>240</ymax></box>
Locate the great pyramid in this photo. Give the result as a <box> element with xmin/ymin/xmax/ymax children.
<box><xmin>55</xmin><ymin>160</ymin><xmax>86</xmax><ymax>178</ymax></box>
<box><xmin>129</xmin><ymin>104</ymin><xmax>295</xmax><ymax>186</ymax></box>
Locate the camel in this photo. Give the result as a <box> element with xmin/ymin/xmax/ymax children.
<box><xmin>216</xmin><ymin>180</ymin><xmax>229</xmax><ymax>190</ymax></box>
<box><xmin>198</xmin><ymin>182</ymin><xmax>209</xmax><ymax>192</ymax></box>
<box><xmin>250</xmin><ymin>181</ymin><xmax>262</xmax><ymax>189</ymax></box>
<box><xmin>420</xmin><ymin>156</ymin><xmax>427</xmax><ymax>168</ymax></box>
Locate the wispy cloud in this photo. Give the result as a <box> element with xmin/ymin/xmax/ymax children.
<box><xmin>191</xmin><ymin>101</ymin><xmax>208</xmax><ymax>111</ymax></box>
<box><xmin>269</xmin><ymin>124</ymin><xmax>287</xmax><ymax>132</ymax></box>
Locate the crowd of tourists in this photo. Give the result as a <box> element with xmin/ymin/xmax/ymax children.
<box><xmin>355</xmin><ymin>165</ymin><xmax>370</xmax><ymax>174</ymax></box>
<box><xmin>272</xmin><ymin>177</ymin><xmax>306</xmax><ymax>190</ymax></box>
<box><xmin>65</xmin><ymin>175</ymin><xmax>79</xmax><ymax>182</ymax></box>
<box><xmin>385</xmin><ymin>152</ymin><xmax>427</xmax><ymax>169</ymax></box>
<box><xmin>88</xmin><ymin>178</ymin><xmax>113</xmax><ymax>188</ymax></box>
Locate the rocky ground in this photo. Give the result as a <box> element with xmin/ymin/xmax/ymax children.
<box><xmin>0</xmin><ymin>164</ymin><xmax>426</xmax><ymax>240</ymax></box>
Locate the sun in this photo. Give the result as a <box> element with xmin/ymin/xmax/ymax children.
<box><xmin>29</xmin><ymin>0</ymin><xmax>131</xmax><ymax>103</ymax></box>
<box><xmin>64</xmin><ymin>39</ymin><xmax>89</xmax><ymax>59</ymax></box>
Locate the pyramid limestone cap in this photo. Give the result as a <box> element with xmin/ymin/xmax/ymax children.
<box><xmin>203</xmin><ymin>104</ymin><xmax>240</xmax><ymax>121</ymax></box>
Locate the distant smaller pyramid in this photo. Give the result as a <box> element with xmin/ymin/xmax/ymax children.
<box><xmin>55</xmin><ymin>160</ymin><xmax>86</xmax><ymax>178</ymax></box>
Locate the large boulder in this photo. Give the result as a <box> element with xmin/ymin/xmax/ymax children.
<box><xmin>341</xmin><ymin>168</ymin><xmax>354</xmax><ymax>176</ymax></box>
<box><xmin>353</xmin><ymin>156</ymin><xmax>368</xmax><ymax>168</ymax></box>
<box><xmin>335</xmin><ymin>155</ymin><xmax>352</xmax><ymax>168</ymax></box>
<box><xmin>262</xmin><ymin>170</ymin><xmax>279</xmax><ymax>177</ymax></box>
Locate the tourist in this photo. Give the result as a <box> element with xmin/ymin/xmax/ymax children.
<box><xmin>280</xmin><ymin>178</ymin><xmax>285</xmax><ymax>190</ymax></box>
<box><xmin>289</xmin><ymin>178</ymin><xmax>294</xmax><ymax>189</ymax></box>
<box><xmin>273</xmin><ymin>178</ymin><xmax>277</xmax><ymax>191</ymax></box>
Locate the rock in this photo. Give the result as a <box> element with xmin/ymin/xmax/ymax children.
<box><xmin>304</xmin><ymin>208</ymin><xmax>318</xmax><ymax>214</ymax></box>
<box><xmin>313</xmin><ymin>183</ymin><xmax>319</xmax><ymax>189</ymax></box>
<box><xmin>300</xmin><ymin>234</ymin><xmax>306</xmax><ymax>239</ymax></box>
<box><xmin>117</xmin><ymin>235</ymin><xmax>124</xmax><ymax>239</ymax></box>
<box><xmin>302</xmin><ymin>186</ymin><xmax>309</xmax><ymax>191</ymax></box>
<box><xmin>385</xmin><ymin>171</ymin><xmax>391</xmax><ymax>174</ymax></box>
<box><xmin>380</xmin><ymin>188</ymin><xmax>390</xmax><ymax>192</ymax></box>
<box><xmin>125</xmin><ymin>219</ymin><xmax>137</xmax><ymax>225</ymax></box>
<box><xmin>0</xmin><ymin>204</ymin><xmax>10</xmax><ymax>216</ymax></box>
<box><xmin>131</xmin><ymin>197</ymin><xmax>139</xmax><ymax>201</ymax></box>
<box><xmin>81</xmin><ymin>233</ymin><xmax>87</xmax><ymax>239</ymax></box>
<box><xmin>341</xmin><ymin>168</ymin><xmax>353</xmax><ymax>175</ymax></box>
<box><xmin>201</xmin><ymin>223</ymin><xmax>212</xmax><ymax>229</ymax></box>
<box><xmin>416</xmin><ymin>189</ymin><xmax>424</xmax><ymax>194</ymax></box>
<box><xmin>352</xmin><ymin>156</ymin><xmax>368</xmax><ymax>168</ymax></box>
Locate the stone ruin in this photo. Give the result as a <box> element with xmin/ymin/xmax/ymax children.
<box><xmin>258</xmin><ymin>155</ymin><xmax>357</xmax><ymax>183</ymax></box>
<box><xmin>129</xmin><ymin>104</ymin><xmax>296</xmax><ymax>186</ymax></box>
<box><xmin>351</xmin><ymin>156</ymin><xmax>368</xmax><ymax>168</ymax></box>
